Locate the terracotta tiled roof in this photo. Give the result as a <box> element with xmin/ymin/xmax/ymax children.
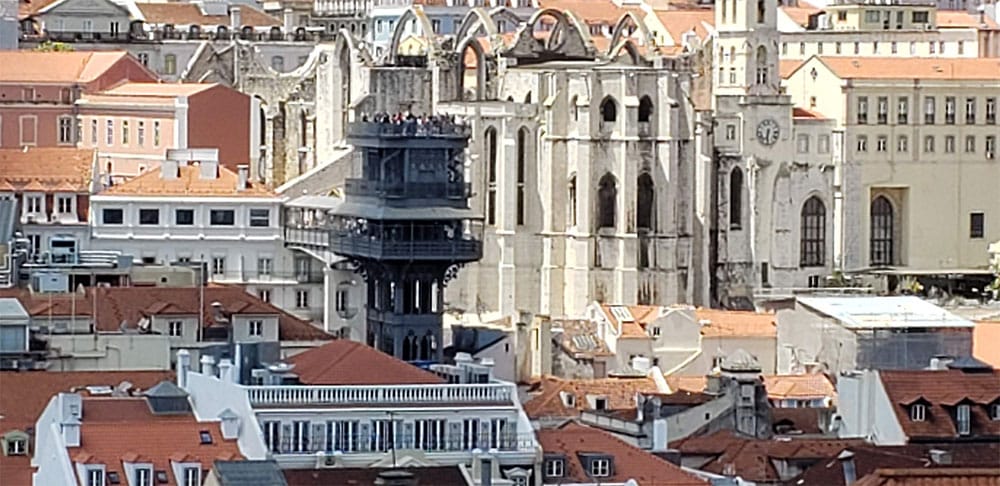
<box><xmin>652</xmin><ymin>9</ymin><xmax>716</xmax><ymax>44</ymax></box>
<box><xmin>68</xmin><ymin>398</ymin><xmax>242</xmax><ymax>486</ymax></box>
<box><xmin>781</xmin><ymin>59</ymin><xmax>806</xmax><ymax>79</ymax></box>
<box><xmin>18</xmin><ymin>0</ymin><xmax>58</xmax><ymax>17</ymax></box>
<box><xmin>522</xmin><ymin>375</ymin><xmax>662</xmax><ymax>418</ymax></box>
<box><xmin>781</xmin><ymin>6</ymin><xmax>821</xmax><ymax>27</ymax></box>
<box><xmin>538</xmin><ymin>0</ymin><xmax>639</xmax><ymax>25</ymax></box>
<box><xmin>538</xmin><ymin>422</ymin><xmax>707</xmax><ymax>485</ymax></box>
<box><xmin>0</xmin><ymin>370</ymin><xmax>173</xmax><ymax>484</ymax></box>
<box><xmin>553</xmin><ymin>319</ymin><xmax>614</xmax><ymax>359</ymax></box>
<box><xmin>287</xmin><ymin>340</ymin><xmax>444</xmax><ymax>385</ymax></box>
<box><xmin>0</xmin><ymin>148</ymin><xmax>94</xmax><ymax>193</ymax></box>
<box><xmin>104</xmin><ymin>82</ymin><xmax>220</xmax><ymax>97</ymax></box>
<box><xmin>855</xmin><ymin>468</ymin><xmax>1000</xmax><ymax>486</ymax></box>
<box><xmin>672</xmin><ymin>430</ymin><xmax>862</xmax><ymax>482</ymax></box>
<box><xmin>665</xmin><ymin>374</ymin><xmax>707</xmax><ymax>393</ymax></box>
<box><xmin>763</xmin><ymin>374</ymin><xmax>835</xmax><ymax>401</ymax></box>
<box><xmin>0</xmin><ymin>286</ymin><xmax>330</xmax><ymax>341</ymax></box>
<box><xmin>798</xmin><ymin>443</ymin><xmax>1000</xmax><ymax>486</ymax></box>
<box><xmin>974</xmin><ymin>321</ymin><xmax>1000</xmax><ymax>368</ymax></box>
<box><xmin>936</xmin><ymin>11</ymin><xmax>999</xmax><ymax>30</ymax></box>
<box><xmin>597</xmin><ymin>304</ymin><xmax>661</xmax><ymax>338</ymax></box>
<box><xmin>135</xmin><ymin>2</ymin><xmax>280</xmax><ymax>27</ymax></box>
<box><xmin>771</xmin><ymin>407</ymin><xmax>831</xmax><ymax>434</ymax></box>
<box><xmin>879</xmin><ymin>368</ymin><xmax>1000</xmax><ymax>440</ymax></box>
<box><xmin>808</xmin><ymin>57</ymin><xmax>1000</xmax><ymax>81</ymax></box>
<box><xmin>793</xmin><ymin>107</ymin><xmax>827</xmax><ymax>119</ymax></box>
<box><xmin>0</xmin><ymin>51</ymin><xmax>132</xmax><ymax>84</ymax></box>
<box><xmin>695</xmin><ymin>308</ymin><xmax>776</xmax><ymax>338</ymax></box>
<box><xmin>100</xmin><ymin>165</ymin><xmax>273</xmax><ymax>197</ymax></box>
<box><xmin>284</xmin><ymin>467</ymin><xmax>468</xmax><ymax>485</ymax></box>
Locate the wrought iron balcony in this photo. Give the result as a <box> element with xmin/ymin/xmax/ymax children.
<box><xmin>344</xmin><ymin>179</ymin><xmax>471</xmax><ymax>200</ymax></box>
<box><xmin>348</xmin><ymin>121</ymin><xmax>471</xmax><ymax>139</ymax></box>
<box><xmin>328</xmin><ymin>232</ymin><xmax>482</xmax><ymax>262</ymax></box>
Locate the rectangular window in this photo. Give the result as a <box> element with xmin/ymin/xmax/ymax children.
<box><xmin>249</xmin><ymin>209</ymin><xmax>270</xmax><ymax>227</ymax></box>
<box><xmin>945</xmin><ymin>135</ymin><xmax>956</xmax><ymax>153</ymax></box>
<box><xmin>58</xmin><ymin>117</ymin><xmax>73</xmax><ymax>143</ymax></box>
<box><xmin>168</xmin><ymin>320</ymin><xmax>183</xmax><ymax>337</ymax></box>
<box><xmin>296</xmin><ymin>289</ymin><xmax>310</xmax><ymax>309</ymax></box>
<box><xmin>91</xmin><ymin>119</ymin><xmax>98</xmax><ymax>144</ymax></box>
<box><xmin>865</xmin><ymin>10</ymin><xmax>880</xmax><ymax>22</ymax></box>
<box><xmin>183</xmin><ymin>468</ymin><xmax>200</xmax><ymax>486</ymax></box>
<box><xmin>175</xmin><ymin>209</ymin><xmax>195</xmax><ymax>225</ymax></box>
<box><xmin>945</xmin><ymin>97</ymin><xmax>956</xmax><ymax>124</ymax></box>
<box><xmin>912</xmin><ymin>11</ymin><xmax>928</xmax><ymax>22</ymax></box>
<box><xmin>987</xmin><ymin>136</ymin><xmax>996</xmax><ymax>159</ymax></box>
<box><xmin>258</xmin><ymin>257</ymin><xmax>272</xmax><ymax>276</ymax></box>
<box><xmin>897</xmin><ymin>97</ymin><xmax>908</xmax><ymax>125</ymax></box>
<box><xmin>970</xmin><ymin>213</ymin><xmax>984</xmax><ymax>239</ymax></box>
<box><xmin>209</xmin><ymin>209</ymin><xmax>235</xmax><ymax>225</ymax></box>
<box><xmin>139</xmin><ymin>208</ymin><xmax>159</xmax><ymax>225</ymax></box>
<box><xmin>797</xmin><ymin>134</ymin><xmax>810</xmax><ymax>153</ymax></box>
<box><xmin>966</xmin><ymin>97</ymin><xmax>977</xmax><ymax>124</ymax></box>
<box><xmin>877</xmin><ymin>97</ymin><xmax>888</xmax><ymax>124</ymax></box>
<box><xmin>590</xmin><ymin>459</ymin><xmax>611</xmax><ymax>477</ymax></box>
<box><xmin>22</xmin><ymin>87</ymin><xmax>35</xmax><ymax>101</ymax></box>
<box><xmin>924</xmin><ymin>136</ymin><xmax>935</xmax><ymax>153</ymax></box>
<box><xmin>106</xmin><ymin>120</ymin><xmax>113</xmax><ymax>145</ymax></box>
<box><xmin>136</xmin><ymin>468</ymin><xmax>152</xmax><ymax>486</ymax></box>
<box><xmin>88</xmin><ymin>469</ymin><xmax>104</xmax><ymax>486</ymax></box>
<box><xmin>835</xmin><ymin>41</ymin><xmax>842</xmax><ymax>54</ymax></box>
<box><xmin>725</xmin><ymin>124</ymin><xmax>736</xmax><ymax>140</ymax></box>
<box><xmin>25</xmin><ymin>195</ymin><xmax>42</xmax><ymax>214</ymax></box>
<box><xmin>924</xmin><ymin>97</ymin><xmax>935</xmax><ymax>124</ymax></box>
<box><xmin>818</xmin><ymin>135</ymin><xmax>830</xmax><ymax>154</ymax></box>
<box><xmin>263</xmin><ymin>421</ymin><xmax>281</xmax><ymax>453</ymax></box>
<box><xmin>929</xmin><ymin>41</ymin><xmax>936</xmax><ymax>54</ymax></box>
<box><xmin>137</xmin><ymin>121</ymin><xmax>145</xmax><ymax>146</ymax></box>
<box><xmin>249</xmin><ymin>320</ymin><xmax>263</xmax><ymax>337</ymax></box>
<box><xmin>890</xmin><ymin>41</ymin><xmax>897</xmax><ymax>54</ymax></box>
<box><xmin>987</xmin><ymin>98</ymin><xmax>996</xmax><ymax>124</ymax></box>
<box><xmin>897</xmin><ymin>135</ymin><xmax>908</xmax><ymax>153</ymax></box>
<box><xmin>258</xmin><ymin>288</ymin><xmax>271</xmax><ymax>303</ymax></box>
<box><xmin>857</xmin><ymin>96</ymin><xmax>868</xmax><ymax>124</ymax></box>
<box><xmin>212</xmin><ymin>256</ymin><xmax>226</xmax><ymax>276</ymax></box>
<box><xmin>416</xmin><ymin>419</ymin><xmax>446</xmax><ymax>451</ymax></box>
<box><xmin>122</xmin><ymin>120</ymin><xmax>129</xmax><ymax>145</ymax></box>
<box><xmin>957</xmin><ymin>404</ymin><xmax>971</xmax><ymax>435</ymax></box>
<box><xmin>57</xmin><ymin>195</ymin><xmax>73</xmax><ymax>214</ymax></box>
<box><xmin>853</xmin><ymin>42</ymin><xmax>860</xmax><ymax>54</ymax></box>
<box><xmin>857</xmin><ymin>135</ymin><xmax>868</xmax><ymax>152</ymax></box>
<box><xmin>958</xmin><ymin>41</ymin><xmax>965</xmax><ymax>55</ymax></box>
<box><xmin>154</xmin><ymin>121</ymin><xmax>161</xmax><ymax>146</ymax></box>
<box><xmin>102</xmin><ymin>208</ymin><xmax>123</xmax><ymax>225</ymax></box>
<box><xmin>877</xmin><ymin>135</ymin><xmax>887</xmax><ymax>152</ymax></box>
<box><xmin>965</xmin><ymin>135</ymin><xmax>976</xmax><ymax>153</ymax></box>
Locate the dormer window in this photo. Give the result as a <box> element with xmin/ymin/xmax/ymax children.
<box><xmin>910</xmin><ymin>403</ymin><xmax>926</xmax><ymax>422</ymax></box>
<box><xmin>561</xmin><ymin>392</ymin><xmax>576</xmax><ymax>408</ymax></box>
<box><xmin>86</xmin><ymin>468</ymin><xmax>105</xmax><ymax>486</ymax></box>
<box><xmin>544</xmin><ymin>456</ymin><xmax>565</xmax><ymax>478</ymax></box>
<box><xmin>5</xmin><ymin>437</ymin><xmax>26</xmax><ymax>455</ymax></box>
<box><xmin>182</xmin><ymin>467</ymin><xmax>201</xmax><ymax>486</ymax></box>
<box><xmin>956</xmin><ymin>404</ymin><xmax>971</xmax><ymax>435</ymax></box>
<box><xmin>594</xmin><ymin>397</ymin><xmax>608</xmax><ymax>410</ymax></box>
<box><xmin>199</xmin><ymin>430</ymin><xmax>212</xmax><ymax>444</ymax></box>
<box><xmin>135</xmin><ymin>467</ymin><xmax>153</xmax><ymax>486</ymax></box>
<box><xmin>107</xmin><ymin>471</ymin><xmax>120</xmax><ymax>484</ymax></box>
<box><xmin>590</xmin><ymin>457</ymin><xmax>611</xmax><ymax>477</ymax></box>
<box><xmin>651</xmin><ymin>326</ymin><xmax>661</xmax><ymax>337</ymax></box>
<box><xmin>991</xmin><ymin>402</ymin><xmax>1000</xmax><ymax>421</ymax></box>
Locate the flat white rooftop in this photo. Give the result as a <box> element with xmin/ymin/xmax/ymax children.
<box><xmin>796</xmin><ymin>296</ymin><xmax>976</xmax><ymax>329</ymax></box>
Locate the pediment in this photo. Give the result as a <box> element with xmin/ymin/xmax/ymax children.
<box><xmin>41</xmin><ymin>0</ymin><xmax>130</xmax><ymax>17</ymax></box>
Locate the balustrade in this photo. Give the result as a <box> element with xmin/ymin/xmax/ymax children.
<box><xmin>247</xmin><ymin>383</ymin><xmax>514</xmax><ymax>406</ymax></box>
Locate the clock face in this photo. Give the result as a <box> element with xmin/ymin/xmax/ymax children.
<box><xmin>756</xmin><ymin>118</ymin><xmax>780</xmax><ymax>146</ymax></box>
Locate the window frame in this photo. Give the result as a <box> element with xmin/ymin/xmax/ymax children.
<box><xmin>910</xmin><ymin>403</ymin><xmax>926</xmax><ymax>422</ymax></box>
<box><xmin>138</xmin><ymin>208</ymin><xmax>160</xmax><ymax>226</ymax></box>
<box><xmin>209</xmin><ymin>209</ymin><xmax>236</xmax><ymax>226</ymax></box>
<box><xmin>168</xmin><ymin>320</ymin><xmax>183</xmax><ymax>337</ymax></box>
<box><xmin>800</xmin><ymin>197</ymin><xmax>826</xmax><ymax>267</ymax></box>
<box><xmin>249</xmin><ymin>208</ymin><xmax>270</xmax><ymax>227</ymax></box>
<box><xmin>590</xmin><ymin>458</ymin><xmax>611</xmax><ymax>478</ymax></box>
<box><xmin>248</xmin><ymin>319</ymin><xmax>263</xmax><ymax>337</ymax></box>
<box><xmin>544</xmin><ymin>458</ymin><xmax>565</xmax><ymax>478</ymax></box>
<box><xmin>970</xmin><ymin>212</ymin><xmax>985</xmax><ymax>239</ymax></box>
<box><xmin>175</xmin><ymin>209</ymin><xmax>195</xmax><ymax>225</ymax></box>
<box><xmin>102</xmin><ymin>208</ymin><xmax>124</xmax><ymax>225</ymax></box>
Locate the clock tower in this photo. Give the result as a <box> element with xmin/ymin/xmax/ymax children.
<box><xmin>710</xmin><ymin>0</ymin><xmax>795</xmax><ymax>308</ymax></box>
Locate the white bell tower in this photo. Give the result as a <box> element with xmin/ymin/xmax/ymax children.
<box><xmin>713</xmin><ymin>0</ymin><xmax>781</xmax><ymax>97</ymax></box>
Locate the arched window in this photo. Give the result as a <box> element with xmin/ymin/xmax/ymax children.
<box><xmin>757</xmin><ymin>0</ymin><xmax>766</xmax><ymax>23</ymax></box>
<box><xmin>729</xmin><ymin>168</ymin><xmax>743</xmax><ymax>229</ymax></box>
<box><xmin>570</xmin><ymin>95</ymin><xmax>579</xmax><ymax>122</ymax></box>
<box><xmin>600</xmin><ymin>96</ymin><xmax>618</xmax><ymax>123</ymax></box>
<box><xmin>524</xmin><ymin>92</ymin><xmax>532</xmax><ymax>104</ymax></box>
<box><xmin>402</xmin><ymin>332</ymin><xmax>418</xmax><ymax>361</ymax></box>
<box><xmin>636</xmin><ymin>173</ymin><xmax>654</xmax><ymax>231</ymax></box>
<box><xmin>755</xmin><ymin>46</ymin><xmax>769</xmax><ymax>85</ymax></box>
<box><xmin>485</xmin><ymin>127</ymin><xmax>498</xmax><ymax>225</ymax></box>
<box><xmin>800</xmin><ymin>196</ymin><xmax>826</xmax><ymax>267</ymax></box>
<box><xmin>516</xmin><ymin>127</ymin><xmax>529</xmax><ymax>226</ymax></box>
<box><xmin>870</xmin><ymin>196</ymin><xmax>894</xmax><ymax>266</ymax></box>
<box><xmin>638</xmin><ymin>96</ymin><xmax>654</xmax><ymax>124</ymax></box>
<box><xmin>419</xmin><ymin>331</ymin><xmax>435</xmax><ymax>361</ymax></box>
<box><xmin>568</xmin><ymin>175</ymin><xmax>577</xmax><ymax>227</ymax></box>
<box><xmin>598</xmin><ymin>173</ymin><xmax>617</xmax><ymax>229</ymax></box>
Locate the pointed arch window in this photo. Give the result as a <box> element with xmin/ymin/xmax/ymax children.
<box><xmin>485</xmin><ymin>127</ymin><xmax>498</xmax><ymax>225</ymax></box>
<box><xmin>568</xmin><ymin>175</ymin><xmax>577</xmax><ymax>227</ymax></box>
<box><xmin>755</xmin><ymin>46</ymin><xmax>769</xmax><ymax>85</ymax></box>
<box><xmin>757</xmin><ymin>0</ymin><xmax>766</xmax><ymax>23</ymax></box>
<box><xmin>870</xmin><ymin>196</ymin><xmax>895</xmax><ymax>265</ymax></box>
<box><xmin>516</xmin><ymin>127</ymin><xmax>529</xmax><ymax>226</ymax></box>
<box><xmin>800</xmin><ymin>196</ymin><xmax>826</xmax><ymax>267</ymax></box>
<box><xmin>600</xmin><ymin>96</ymin><xmax>618</xmax><ymax>123</ymax></box>
<box><xmin>638</xmin><ymin>96</ymin><xmax>654</xmax><ymax>124</ymax></box>
<box><xmin>729</xmin><ymin>168</ymin><xmax>743</xmax><ymax>230</ymax></box>
<box><xmin>598</xmin><ymin>174</ymin><xmax>617</xmax><ymax>230</ymax></box>
<box><xmin>636</xmin><ymin>173</ymin><xmax>655</xmax><ymax>232</ymax></box>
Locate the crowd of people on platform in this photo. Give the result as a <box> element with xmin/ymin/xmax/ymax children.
<box><xmin>360</xmin><ymin>112</ymin><xmax>467</xmax><ymax>136</ymax></box>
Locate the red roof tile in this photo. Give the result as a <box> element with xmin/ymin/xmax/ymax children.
<box><xmin>974</xmin><ymin>321</ymin><xmax>1000</xmax><ymax>368</ymax></box>
<box><xmin>0</xmin><ymin>148</ymin><xmax>95</xmax><ymax>194</ymax></box>
<box><xmin>855</xmin><ymin>468</ymin><xmax>1000</xmax><ymax>486</ymax></box>
<box><xmin>68</xmin><ymin>398</ymin><xmax>243</xmax><ymax>486</ymax></box>
<box><xmin>798</xmin><ymin>443</ymin><xmax>1000</xmax><ymax>486</ymax></box>
<box><xmin>0</xmin><ymin>286</ymin><xmax>330</xmax><ymax>341</ymax></box>
<box><xmin>0</xmin><ymin>51</ymin><xmax>142</xmax><ymax>84</ymax></box>
<box><xmin>538</xmin><ymin>422</ymin><xmax>707</xmax><ymax>485</ymax></box>
<box><xmin>763</xmin><ymin>374</ymin><xmax>835</xmax><ymax>402</ymax></box>
<box><xmin>523</xmin><ymin>376</ymin><xmax>662</xmax><ymax>418</ymax></box>
<box><xmin>695</xmin><ymin>308</ymin><xmax>776</xmax><ymax>338</ymax></box>
<box><xmin>879</xmin><ymin>369</ymin><xmax>1000</xmax><ymax>440</ymax></box>
<box><xmin>100</xmin><ymin>165</ymin><xmax>273</xmax><ymax>197</ymax></box>
<box><xmin>287</xmin><ymin>340</ymin><xmax>444</xmax><ymax>385</ymax></box>
<box><xmin>0</xmin><ymin>371</ymin><xmax>173</xmax><ymax>484</ymax></box>
<box><xmin>135</xmin><ymin>3</ymin><xmax>280</xmax><ymax>27</ymax></box>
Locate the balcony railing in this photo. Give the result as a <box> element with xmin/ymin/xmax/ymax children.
<box><xmin>246</xmin><ymin>383</ymin><xmax>515</xmax><ymax>406</ymax></box>
<box><xmin>269</xmin><ymin>432</ymin><xmax>537</xmax><ymax>456</ymax></box>
<box><xmin>344</xmin><ymin>179</ymin><xmax>471</xmax><ymax>200</ymax></box>
<box><xmin>328</xmin><ymin>233</ymin><xmax>482</xmax><ymax>261</ymax></box>
<box><xmin>348</xmin><ymin>121</ymin><xmax>471</xmax><ymax>139</ymax></box>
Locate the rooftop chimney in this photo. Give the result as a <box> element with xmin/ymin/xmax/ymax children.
<box><xmin>219</xmin><ymin>358</ymin><xmax>235</xmax><ymax>383</ymax></box>
<box><xmin>201</xmin><ymin>354</ymin><xmax>216</xmax><ymax>376</ymax></box>
<box><xmin>838</xmin><ymin>450</ymin><xmax>857</xmax><ymax>485</ymax></box>
<box><xmin>651</xmin><ymin>418</ymin><xmax>668</xmax><ymax>452</ymax></box>
<box><xmin>230</xmin><ymin>6</ymin><xmax>242</xmax><ymax>31</ymax></box>
<box><xmin>162</xmin><ymin>158</ymin><xmax>180</xmax><ymax>180</ymax></box>
<box><xmin>199</xmin><ymin>158</ymin><xmax>219</xmax><ymax>180</ymax></box>
<box><xmin>236</xmin><ymin>164</ymin><xmax>249</xmax><ymax>191</ymax></box>
<box><xmin>58</xmin><ymin>393</ymin><xmax>83</xmax><ymax>447</ymax></box>
<box><xmin>176</xmin><ymin>349</ymin><xmax>191</xmax><ymax>389</ymax></box>
<box><xmin>283</xmin><ymin>8</ymin><xmax>293</xmax><ymax>35</ymax></box>
<box><xmin>480</xmin><ymin>457</ymin><xmax>492</xmax><ymax>486</ymax></box>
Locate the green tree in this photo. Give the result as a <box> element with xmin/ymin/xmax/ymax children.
<box><xmin>35</xmin><ymin>41</ymin><xmax>75</xmax><ymax>52</ymax></box>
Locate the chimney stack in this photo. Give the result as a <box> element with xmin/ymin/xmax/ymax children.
<box><xmin>838</xmin><ymin>450</ymin><xmax>857</xmax><ymax>485</ymax></box>
<box><xmin>230</xmin><ymin>6</ymin><xmax>242</xmax><ymax>31</ymax></box>
<box><xmin>219</xmin><ymin>358</ymin><xmax>235</xmax><ymax>382</ymax></box>
<box><xmin>283</xmin><ymin>8</ymin><xmax>293</xmax><ymax>36</ymax></box>
<box><xmin>176</xmin><ymin>349</ymin><xmax>191</xmax><ymax>389</ymax></box>
<box><xmin>200</xmin><ymin>354</ymin><xmax>216</xmax><ymax>376</ymax></box>
<box><xmin>237</xmin><ymin>164</ymin><xmax>249</xmax><ymax>191</ymax></box>
<box><xmin>58</xmin><ymin>393</ymin><xmax>83</xmax><ymax>447</ymax></box>
<box><xmin>480</xmin><ymin>457</ymin><xmax>492</xmax><ymax>486</ymax></box>
<box><xmin>651</xmin><ymin>417</ymin><xmax>668</xmax><ymax>452</ymax></box>
<box><xmin>162</xmin><ymin>158</ymin><xmax>179</xmax><ymax>180</ymax></box>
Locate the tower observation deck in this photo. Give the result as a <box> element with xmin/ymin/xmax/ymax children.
<box><xmin>329</xmin><ymin>116</ymin><xmax>482</xmax><ymax>363</ymax></box>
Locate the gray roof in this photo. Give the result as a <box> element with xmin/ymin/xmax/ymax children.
<box><xmin>796</xmin><ymin>296</ymin><xmax>975</xmax><ymax>329</ymax></box>
<box><xmin>0</xmin><ymin>199</ymin><xmax>16</xmax><ymax>243</ymax></box>
<box><xmin>334</xmin><ymin>201</ymin><xmax>479</xmax><ymax>220</ymax></box>
<box><xmin>144</xmin><ymin>380</ymin><xmax>189</xmax><ymax>398</ymax></box>
<box><xmin>212</xmin><ymin>460</ymin><xmax>287</xmax><ymax>486</ymax></box>
<box><xmin>0</xmin><ymin>298</ymin><xmax>30</xmax><ymax>323</ymax></box>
